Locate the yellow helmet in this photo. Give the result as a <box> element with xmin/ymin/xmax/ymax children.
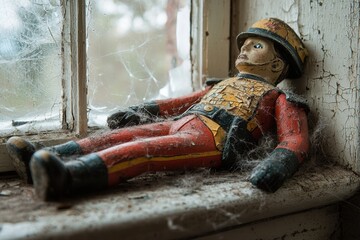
<box><xmin>236</xmin><ymin>18</ymin><xmax>308</xmax><ymax>79</ymax></box>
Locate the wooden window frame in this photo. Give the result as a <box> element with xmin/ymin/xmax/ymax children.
<box><xmin>0</xmin><ymin>0</ymin><xmax>231</xmax><ymax>172</ymax></box>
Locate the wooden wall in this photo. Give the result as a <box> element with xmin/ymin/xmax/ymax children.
<box><xmin>234</xmin><ymin>0</ymin><xmax>360</xmax><ymax>171</ymax></box>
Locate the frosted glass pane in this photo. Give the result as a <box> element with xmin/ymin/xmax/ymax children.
<box><xmin>88</xmin><ymin>0</ymin><xmax>191</xmax><ymax>126</ymax></box>
<box><xmin>0</xmin><ymin>0</ymin><xmax>63</xmax><ymax>135</ymax></box>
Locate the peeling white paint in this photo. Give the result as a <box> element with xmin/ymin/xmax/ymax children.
<box><xmin>0</xmin><ymin>166</ymin><xmax>358</xmax><ymax>239</ymax></box>
<box><xmin>237</xmin><ymin>0</ymin><xmax>360</xmax><ymax>172</ymax></box>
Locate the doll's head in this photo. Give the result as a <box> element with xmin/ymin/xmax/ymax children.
<box><xmin>236</xmin><ymin>18</ymin><xmax>308</xmax><ymax>85</ymax></box>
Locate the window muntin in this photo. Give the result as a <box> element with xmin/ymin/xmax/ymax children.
<box><xmin>0</xmin><ymin>0</ymin><xmax>191</xmax><ymax>134</ymax></box>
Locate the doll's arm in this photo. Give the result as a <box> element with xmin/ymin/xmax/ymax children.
<box><xmin>107</xmin><ymin>87</ymin><xmax>210</xmax><ymax>129</ymax></box>
<box><xmin>249</xmin><ymin>93</ymin><xmax>309</xmax><ymax>192</ymax></box>
<box><xmin>154</xmin><ymin>87</ymin><xmax>211</xmax><ymax>116</ymax></box>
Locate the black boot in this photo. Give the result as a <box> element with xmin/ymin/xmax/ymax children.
<box><xmin>6</xmin><ymin>137</ymin><xmax>82</xmax><ymax>184</ymax></box>
<box><xmin>6</xmin><ymin>136</ymin><xmax>44</xmax><ymax>184</ymax></box>
<box><xmin>30</xmin><ymin>150</ymin><xmax>108</xmax><ymax>201</ymax></box>
<box><xmin>30</xmin><ymin>150</ymin><xmax>69</xmax><ymax>200</ymax></box>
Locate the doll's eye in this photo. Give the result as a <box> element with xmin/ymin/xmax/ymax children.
<box><xmin>254</xmin><ymin>43</ymin><xmax>263</xmax><ymax>49</ymax></box>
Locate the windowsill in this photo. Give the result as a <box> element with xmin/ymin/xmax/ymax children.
<box><xmin>0</xmin><ymin>137</ymin><xmax>74</xmax><ymax>172</ymax></box>
<box><xmin>0</xmin><ymin>164</ymin><xmax>359</xmax><ymax>239</ymax></box>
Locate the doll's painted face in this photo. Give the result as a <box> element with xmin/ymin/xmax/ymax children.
<box><xmin>235</xmin><ymin>37</ymin><xmax>277</xmax><ymax>67</ymax></box>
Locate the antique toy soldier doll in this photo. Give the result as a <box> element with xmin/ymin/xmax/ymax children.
<box><xmin>6</xmin><ymin>18</ymin><xmax>309</xmax><ymax>201</ymax></box>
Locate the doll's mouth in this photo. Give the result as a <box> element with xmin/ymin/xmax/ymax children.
<box><xmin>238</xmin><ymin>54</ymin><xmax>248</xmax><ymax>60</ymax></box>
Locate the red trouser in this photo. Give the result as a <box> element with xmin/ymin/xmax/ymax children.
<box><xmin>77</xmin><ymin>115</ymin><xmax>222</xmax><ymax>186</ymax></box>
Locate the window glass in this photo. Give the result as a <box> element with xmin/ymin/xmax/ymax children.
<box><xmin>0</xmin><ymin>0</ymin><xmax>63</xmax><ymax>136</ymax></box>
<box><xmin>0</xmin><ymin>0</ymin><xmax>192</xmax><ymax>134</ymax></box>
<box><xmin>87</xmin><ymin>0</ymin><xmax>191</xmax><ymax>126</ymax></box>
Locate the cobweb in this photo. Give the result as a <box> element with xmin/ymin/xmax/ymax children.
<box><xmin>87</xmin><ymin>0</ymin><xmax>192</xmax><ymax>126</ymax></box>
<box><xmin>0</xmin><ymin>0</ymin><xmax>63</xmax><ymax>136</ymax></box>
<box><xmin>0</xmin><ymin>0</ymin><xmax>192</xmax><ymax>135</ymax></box>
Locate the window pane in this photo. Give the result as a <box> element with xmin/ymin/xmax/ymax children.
<box><xmin>88</xmin><ymin>0</ymin><xmax>191</xmax><ymax>126</ymax></box>
<box><xmin>0</xmin><ymin>0</ymin><xmax>63</xmax><ymax>136</ymax></box>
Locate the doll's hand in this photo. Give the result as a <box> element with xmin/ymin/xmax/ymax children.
<box><xmin>107</xmin><ymin>102</ymin><xmax>160</xmax><ymax>129</ymax></box>
<box><xmin>107</xmin><ymin>107</ymin><xmax>141</xmax><ymax>129</ymax></box>
<box><xmin>249</xmin><ymin>159</ymin><xmax>288</xmax><ymax>192</ymax></box>
<box><xmin>249</xmin><ymin>148</ymin><xmax>299</xmax><ymax>192</ymax></box>
<box><xmin>107</xmin><ymin>106</ymin><xmax>157</xmax><ymax>129</ymax></box>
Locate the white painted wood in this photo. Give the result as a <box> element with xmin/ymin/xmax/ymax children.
<box><xmin>0</xmin><ymin>165</ymin><xmax>357</xmax><ymax>239</ymax></box>
<box><xmin>236</xmin><ymin>0</ymin><xmax>360</xmax><ymax>172</ymax></box>
<box><xmin>190</xmin><ymin>0</ymin><xmax>204</xmax><ymax>90</ymax></box>
<box><xmin>198</xmin><ymin>205</ymin><xmax>340</xmax><ymax>240</ymax></box>
<box><xmin>203</xmin><ymin>0</ymin><xmax>231</xmax><ymax>78</ymax></box>
<box><xmin>191</xmin><ymin>0</ymin><xmax>231</xmax><ymax>86</ymax></box>
<box><xmin>76</xmin><ymin>0</ymin><xmax>88</xmax><ymax>137</ymax></box>
<box><xmin>63</xmin><ymin>0</ymin><xmax>88</xmax><ymax>137</ymax></box>
<box><xmin>191</xmin><ymin>0</ymin><xmax>231</xmax><ymax>89</ymax></box>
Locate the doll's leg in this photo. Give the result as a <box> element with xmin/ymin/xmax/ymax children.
<box><xmin>30</xmin><ymin>116</ymin><xmax>222</xmax><ymax>200</ymax></box>
<box><xmin>78</xmin><ymin>122</ymin><xmax>173</xmax><ymax>154</ymax></box>
<box><xmin>48</xmin><ymin>121</ymin><xmax>173</xmax><ymax>155</ymax></box>
<box><xmin>6</xmin><ymin>122</ymin><xmax>172</xmax><ymax>184</ymax></box>
<box><xmin>103</xmin><ymin>130</ymin><xmax>222</xmax><ymax>186</ymax></box>
<box><xmin>96</xmin><ymin>115</ymin><xmax>222</xmax><ymax>186</ymax></box>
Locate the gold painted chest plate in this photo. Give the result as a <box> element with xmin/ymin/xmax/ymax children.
<box><xmin>200</xmin><ymin>77</ymin><xmax>275</xmax><ymax>120</ymax></box>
